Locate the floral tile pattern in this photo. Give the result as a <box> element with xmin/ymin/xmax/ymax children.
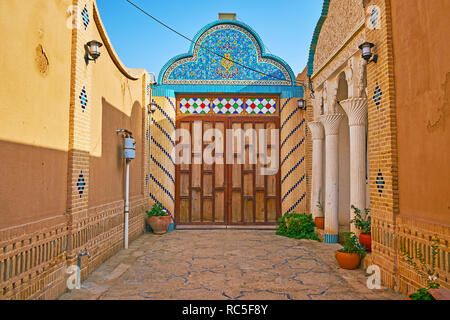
<box><xmin>245</xmin><ymin>98</ymin><xmax>277</xmax><ymax>114</ymax></box>
<box><xmin>212</xmin><ymin>98</ymin><xmax>244</xmax><ymax>114</ymax></box>
<box><xmin>162</xmin><ymin>24</ymin><xmax>292</xmax><ymax>86</ymax></box>
<box><xmin>179</xmin><ymin>98</ymin><xmax>211</xmax><ymax>114</ymax></box>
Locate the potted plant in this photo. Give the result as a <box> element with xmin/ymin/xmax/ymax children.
<box><xmin>314</xmin><ymin>191</ymin><xmax>324</xmax><ymax>230</ymax></box>
<box><xmin>335</xmin><ymin>232</ymin><xmax>367</xmax><ymax>269</ymax></box>
<box><xmin>146</xmin><ymin>203</ymin><xmax>172</xmax><ymax>235</ymax></box>
<box><xmin>402</xmin><ymin>235</ymin><xmax>440</xmax><ymax>300</ymax></box>
<box><xmin>315</xmin><ymin>201</ymin><xmax>325</xmax><ymax>230</ymax></box>
<box><xmin>350</xmin><ymin>205</ymin><xmax>371</xmax><ymax>252</ymax></box>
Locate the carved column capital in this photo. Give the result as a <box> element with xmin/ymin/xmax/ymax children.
<box><xmin>340</xmin><ymin>98</ymin><xmax>368</xmax><ymax>126</ymax></box>
<box><xmin>308</xmin><ymin>121</ymin><xmax>325</xmax><ymax>140</ymax></box>
<box><xmin>320</xmin><ymin>114</ymin><xmax>344</xmax><ymax>136</ymax></box>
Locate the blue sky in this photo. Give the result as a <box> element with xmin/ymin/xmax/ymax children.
<box><xmin>96</xmin><ymin>0</ymin><xmax>323</xmax><ymax>78</ymax></box>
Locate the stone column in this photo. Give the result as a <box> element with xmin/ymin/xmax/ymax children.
<box><xmin>308</xmin><ymin>121</ymin><xmax>325</xmax><ymax>219</ymax></box>
<box><xmin>320</xmin><ymin>114</ymin><xmax>344</xmax><ymax>243</ymax></box>
<box><xmin>340</xmin><ymin>98</ymin><xmax>368</xmax><ymax>233</ymax></box>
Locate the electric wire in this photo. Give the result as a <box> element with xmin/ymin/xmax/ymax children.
<box><xmin>125</xmin><ymin>0</ymin><xmax>293</xmax><ymax>84</ymax></box>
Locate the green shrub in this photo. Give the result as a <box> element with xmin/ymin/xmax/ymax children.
<box><xmin>146</xmin><ymin>203</ymin><xmax>169</xmax><ymax>217</ymax></box>
<box><xmin>409</xmin><ymin>288</ymin><xmax>436</xmax><ymax>300</ymax></box>
<box><xmin>276</xmin><ymin>213</ymin><xmax>320</xmax><ymax>241</ymax></box>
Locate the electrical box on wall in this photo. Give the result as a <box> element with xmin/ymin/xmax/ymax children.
<box><xmin>124</xmin><ymin>137</ymin><xmax>136</xmax><ymax>160</ymax></box>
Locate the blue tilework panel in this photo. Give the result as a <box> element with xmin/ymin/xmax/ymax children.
<box><xmin>369</xmin><ymin>6</ymin><xmax>380</xmax><ymax>30</ymax></box>
<box><xmin>81</xmin><ymin>5</ymin><xmax>90</xmax><ymax>30</ymax></box>
<box><xmin>77</xmin><ymin>171</ymin><xmax>86</xmax><ymax>198</ymax></box>
<box><xmin>162</xmin><ymin>24</ymin><xmax>292</xmax><ymax>85</ymax></box>
<box><xmin>79</xmin><ymin>87</ymin><xmax>88</xmax><ymax>112</ymax></box>
<box><xmin>376</xmin><ymin>169</ymin><xmax>385</xmax><ymax>196</ymax></box>
<box><xmin>373</xmin><ymin>83</ymin><xmax>383</xmax><ymax>109</ymax></box>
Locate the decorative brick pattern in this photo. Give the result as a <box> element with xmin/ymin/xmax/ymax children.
<box><xmin>280</xmin><ymin>98</ymin><xmax>307</xmax><ymax>215</ymax></box>
<box><xmin>149</xmin><ymin>96</ymin><xmax>176</xmax><ymax>219</ymax></box>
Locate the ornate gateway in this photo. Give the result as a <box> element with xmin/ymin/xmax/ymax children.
<box><xmin>150</xmin><ymin>17</ymin><xmax>306</xmax><ymax>227</ymax></box>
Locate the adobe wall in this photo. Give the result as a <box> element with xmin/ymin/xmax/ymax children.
<box><xmin>391</xmin><ymin>0</ymin><xmax>450</xmax><ymax>224</ymax></box>
<box><xmin>0</xmin><ymin>0</ymin><xmax>72</xmax><ymax>228</ymax></box>
<box><xmin>0</xmin><ymin>0</ymin><xmax>151</xmax><ymax>300</ymax></box>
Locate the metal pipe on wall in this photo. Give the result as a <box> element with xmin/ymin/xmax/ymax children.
<box><xmin>116</xmin><ymin>129</ymin><xmax>136</xmax><ymax>250</ymax></box>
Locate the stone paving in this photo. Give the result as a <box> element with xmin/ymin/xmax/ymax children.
<box><xmin>59</xmin><ymin>230</ymin><xmax>405</xmax><ymax>300</ymax></box>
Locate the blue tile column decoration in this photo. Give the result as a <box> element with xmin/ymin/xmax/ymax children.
<box><xmin>376</xmin><ymin>169</ymin><xmax>385</xmax><ymax>196</ymax></box>
<box><xmin>324</xmin><ymin>234</ymin><xmax>338</xmax><ymax>243</ymax></box>
<box><xmin>77</xmin><ymin>171</ymin><xmax>86</xmax><ymax>198</ymax></box>
<box><xmin>81</xmin><ymin>5</ymin><xmax>90</xmax><ymax>30</ymax></box>
<box><xmin>79</xmin><ymin>87</ymin><xmax>88</xmax><ymax>113</ymax></box>
<box><xmin>373</xmin><ymin>83</ymin><xmax>383</xmax><ymax>110</ymax></box>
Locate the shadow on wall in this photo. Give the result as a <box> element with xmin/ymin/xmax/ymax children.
<box><xmin>0</xmin><ymin>140</ymin><xmax>68</xmax><ymax>229</ymax></box>
<box><xmin>88</xmin><ymin>98</ymin><xmax>143</xmax><ymax>207</ymax></box>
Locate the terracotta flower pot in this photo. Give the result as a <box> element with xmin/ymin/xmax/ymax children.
<box><xmin>314</xmin><ymin>217</ymin><xmax>324</xmax><ymax>229</ymax></box>
<box><xmin>335</xmin><ymin>251</ymin><xmax>361</xmax><ymax>270</ymax></box>
<box><xmin>359</xmin><ymin>233</ymin><xmax>372</xmax><ymax>252</ymax></box>
<box><xmin>148</xmin><ymin>216</ymin><xmax>172</xmax><ymax>235</ymax></box>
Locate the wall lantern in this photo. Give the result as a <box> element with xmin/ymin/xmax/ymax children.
<box><xmin>85</xmin><ymin>40</ymin><xmax>103</xmax><ymax>62</ymax></box>
<box><xmin>298</xmin><ymin>98</ymin><xmax>307</xmax><ymax>111</ymax></box>
<box><xmin>358</xmin><ymin>42</ymin><xmax>378</xmax><ymax>64</ymax></box>
<box><xmin>148</xmin><ymin>100</ymin><xmax>157</xmax><ymax>114</ymax></box>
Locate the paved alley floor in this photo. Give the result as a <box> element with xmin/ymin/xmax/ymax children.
<box><xmin>59</xmin><ymin>230</ymin><xmax>404</xmax><ymax>300</ymax></box>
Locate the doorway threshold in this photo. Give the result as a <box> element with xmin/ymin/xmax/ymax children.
<box><xmin>175</xmin><ymin>225</ymin><xmax>278</xmax><ymax>230</ymax></box>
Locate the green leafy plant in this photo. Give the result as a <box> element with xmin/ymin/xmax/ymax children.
<box><xmin>350</xmin><ymin>205</ymin><xmax>371</xmax><ymax>234</ymax></box>
<box><xmin>146</xmin><ymin>203</ymin><xmax>169</xmax><ymax>217</ymax></box>
<box><xmin>276</xmin><ymin>213</ymin><xmax>320</xmax><ymax>241</ymax></box>
<box><xmin>401</xmin><ymin>235</ymin><xmax>440</xmax><ymax>300</ymax></box>
<box><xmin>339</xmin><ymin>232</ymin><xmax>367</xmax><ymax>258</ymax></box>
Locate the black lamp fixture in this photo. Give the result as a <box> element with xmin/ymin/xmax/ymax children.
<box><xmin>298</xmin><ymin>98</ymin><xmax>307</xmax><ymax>111</ymax></box>
<box><xmin>148</xmin><ymin>100</ymin><xmax>157</xmax><ymax>115</ymax></box>
<box><xmin>358</xmin><ymin>42</ymin><xmax>378</xmax><ymax>64</ymax></box>
<box><xmin>85</xmin><ymin>40</ymin><xmax>103</xmax><ymax>63</ymax></box>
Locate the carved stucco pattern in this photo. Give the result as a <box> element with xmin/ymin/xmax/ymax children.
<box><xmin>313</xmin><ymin>0</ymin><xmax>365</xmax><ymax>72</ymax></box>
<box><xmin>312</xmin><ymin>29</ymin><xmax>366</xmax><ymax>90</ymax></box>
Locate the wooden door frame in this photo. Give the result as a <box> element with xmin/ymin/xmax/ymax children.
<box><xmin>174</xmin><ymin>96</ymin><xmax>281</xmax><ymax>227</ymax></box>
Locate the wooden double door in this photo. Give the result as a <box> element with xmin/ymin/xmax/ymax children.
<box><xmin>175</xmin><ymin>116</ymin><xmax>280</xmax><ymax>226</ymax></box>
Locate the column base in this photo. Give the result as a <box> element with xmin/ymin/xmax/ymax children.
<box><xmin>324</xmin><ymin>233</ymin><xmax>338</xmax><ymax>243</ymax></box>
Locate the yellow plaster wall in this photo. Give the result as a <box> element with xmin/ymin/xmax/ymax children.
<box><xmin>88</xmin><ymin>2</ymin><xmax>148</xmax><ymax>206</ymax></box>
<box><xmin>0</xmin><ymin>0</ymin><xmax>72</xmax><ymax>152</ymax></box>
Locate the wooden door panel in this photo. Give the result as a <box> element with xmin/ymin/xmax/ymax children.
<box><xmin>255</xmin><ymin>192</ymin><xmax>265</xmax><ymax>222</ymax></box>
<box><xmin>215</xmin><ymin>191</ymin><xmax>225</xmax><ymax>222</ymax></box>
<box><xmin>191</xmin><ymin>190</ymin><xmax>201</xmax><ymax>222</ymax></box>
